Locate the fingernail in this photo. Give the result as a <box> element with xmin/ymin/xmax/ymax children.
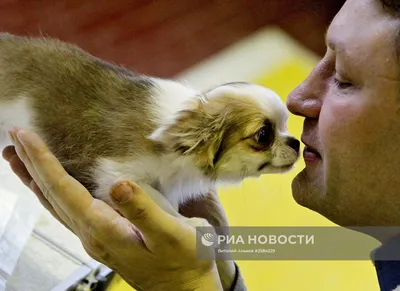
<box><xmin>111</xmin><ymin>182</ymin><xmax>133</xmax><ymax>204</ymax></box>
<box><xmin>16</xmin><ymin>130</ymin><xmax>28</xmax><ymax>145</ymax></box>
<box><xmin>7</xmin><ymin>128</ymin><xmax>17</xmax><ymax>144</ymax></box>
<box><xmin>8</xmin><ymin>132</ymin><xmax>15</xmax><ymax>144</ymax></box>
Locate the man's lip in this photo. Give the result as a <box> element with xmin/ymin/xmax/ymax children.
<box><xmin>303</xmin><ymin>146</ymin><xmax>321</xmax><ymax>162</ymax></box>
<box><xmin>301</xmin><ymin>138</ymin><xmax>321</xmax><ymax>163</ymax></box>
<box><xmin>303</xmin><ymin>145</ymin><xmax>320</xmax><ymax>155</ymax></box>
<box><xmin>301</xmin><ymin>139</ymin><xmax>320</xmax><ymax>155</ymax></box>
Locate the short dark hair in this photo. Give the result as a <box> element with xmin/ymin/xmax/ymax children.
<box><xmin>381</xmin><ymin>0</ymin><xmax>400</xmax><ymax>12</ymax></box>
<box><xmin>380</xmin><ymin>0</ymin><xmax>400</xmax><ymax>58</ymax></box>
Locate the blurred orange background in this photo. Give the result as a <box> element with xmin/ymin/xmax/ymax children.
<box><xmin>0</xmin><ymin>0</ymin><xmax>344</xmax><ymax>77</ymax></box>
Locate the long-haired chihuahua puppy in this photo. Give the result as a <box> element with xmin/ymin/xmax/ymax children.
<box><xmin>0</xmin><ymin>33</ymin><xmax>300</xmax><ymax>226</ymax></box>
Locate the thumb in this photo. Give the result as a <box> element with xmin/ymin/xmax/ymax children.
<box><xmin>110</xmin><ymin>180</ymin><xmax>182</xmax><ymax>249</ymax></box>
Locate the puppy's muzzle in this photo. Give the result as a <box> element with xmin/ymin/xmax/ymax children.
<box><xmin>285</xmin><ymin>136</ymin><xmax>300</xmax><ymax>153</ymax></box>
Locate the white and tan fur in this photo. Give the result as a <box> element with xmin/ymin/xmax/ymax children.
<box><xmin>0</xmin><ymin>33</ymin><xmax>300</xmax><ymax>226</ymax></box>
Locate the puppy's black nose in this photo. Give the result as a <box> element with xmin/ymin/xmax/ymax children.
<box><xmin>286</xmin><ymin>137</ymin><xmax>300</xmax><ymax>152</ymax></box>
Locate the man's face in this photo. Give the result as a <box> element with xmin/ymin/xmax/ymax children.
<box><xmin>287</xmin><ymin>0</ymin><xmax>400</xmax><ymax>227</ymax></box>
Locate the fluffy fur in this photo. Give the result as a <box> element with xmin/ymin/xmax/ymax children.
<box><xmin>0</xmin><ymin>33</ymin><xmax>300</xmax><ymax>224</ymax></box>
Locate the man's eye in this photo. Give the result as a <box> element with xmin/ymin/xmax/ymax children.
<box><xmin>333</xmin><ymin>77</ymin><xmax>353</xmax><ymax>89</ymax></box>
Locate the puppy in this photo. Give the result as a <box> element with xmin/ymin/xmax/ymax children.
<box><xmin>0</xmin><ymin>33</ymin><xmax>300</xmax><ymax>226</ymax></box>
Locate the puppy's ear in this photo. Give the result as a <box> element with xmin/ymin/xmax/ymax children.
<box><xmin>149</xmin><ymin>99</ymin><xmax>228</xmax><ymax>168</ymax></box>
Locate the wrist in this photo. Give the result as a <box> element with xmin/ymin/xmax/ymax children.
<box><xmin>216</xmin><ymin>260</ymin><xmax>236</xmax><ymax>291</ymax></box>
<box><xmin>181</xmin><ymin>264</ymin><xmax>223</xmax><ymax>291</ymax></box>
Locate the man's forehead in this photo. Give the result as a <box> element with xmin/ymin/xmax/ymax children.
<box><xmin>326</xmin><ymin>0</ymin><xmax>379</xmax><ymax>41</ymax></box>
<box><xmin>326</xmin><ymin>0</ymin><xmax>400</xmax><ymax>65</ymax></box>
<box><xmin>322</xmin><ymin>0</ymin><xmax>400</xmax><ymax>85</ymax></box>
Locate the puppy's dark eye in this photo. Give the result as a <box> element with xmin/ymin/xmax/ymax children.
<box><xmin>256</xmin><ymin>124</ymin><xmax>274</xmax><ymax>146</ymax></box>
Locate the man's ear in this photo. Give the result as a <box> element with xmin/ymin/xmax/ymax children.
<box><xmin>149</xmin><ymin>102</ymin><xmax>228</xmax><ymax>169</ymax></box>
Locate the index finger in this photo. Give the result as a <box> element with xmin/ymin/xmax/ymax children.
<box><xmin>14</xmin><ymin>128</ymin><xmax>95</xmax><ymax>218</ymax></box>
<box><xmin>10</xmin><ymin>128</ymin><xmax>137</xmax><ymax>242</ymax></box>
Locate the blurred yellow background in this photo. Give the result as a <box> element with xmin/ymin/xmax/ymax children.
<box><xmin>108</xmin><ymin>34</ymin><xmax>380</xmax><ymax>291</ymax></box>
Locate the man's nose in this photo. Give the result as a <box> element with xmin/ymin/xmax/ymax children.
<box><xmin>286</xmin><ymin>60</ymin><xmax>328</xmax><ymax>119</ymax></box>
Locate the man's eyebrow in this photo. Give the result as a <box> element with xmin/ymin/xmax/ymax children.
<box><xmin>324</xmin><ymin>29</ymin><xmax>344</xmax><ymax>53</ymax></box>
<box><xmin>324</xmin><ymin>29</ymin><xmax>335</xmax><ymax>50</ymax></box>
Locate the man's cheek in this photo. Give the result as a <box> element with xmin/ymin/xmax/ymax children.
<box><xmin>320</xmin><ymin>100</ymin><xmax>377</xmax><ymax>147</ymax></box>
<box><xmin>319</xmin><ymin>106</ymin><xmax>351</xmax><ymax>152</ymax></box>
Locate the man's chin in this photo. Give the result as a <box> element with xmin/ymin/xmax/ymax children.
<box><xmin>290</xmin><ymin>168</ymin><xmax>323</xmax><ymax>211</ymax></box>
<box><xmin>291</xmin><ymin>171</ymin><xmax>356</xmax><ymax>228</ymax></box>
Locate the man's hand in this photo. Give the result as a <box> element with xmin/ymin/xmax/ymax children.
<box><xmin>179</xmin><ymin>192</ymin><xmax>237</xmax><ymax>291</ymax></box>
<box><xmin>2</xmin><ymin>128</ymin><xmax>223</xmax><ymax>291</ymax></box>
